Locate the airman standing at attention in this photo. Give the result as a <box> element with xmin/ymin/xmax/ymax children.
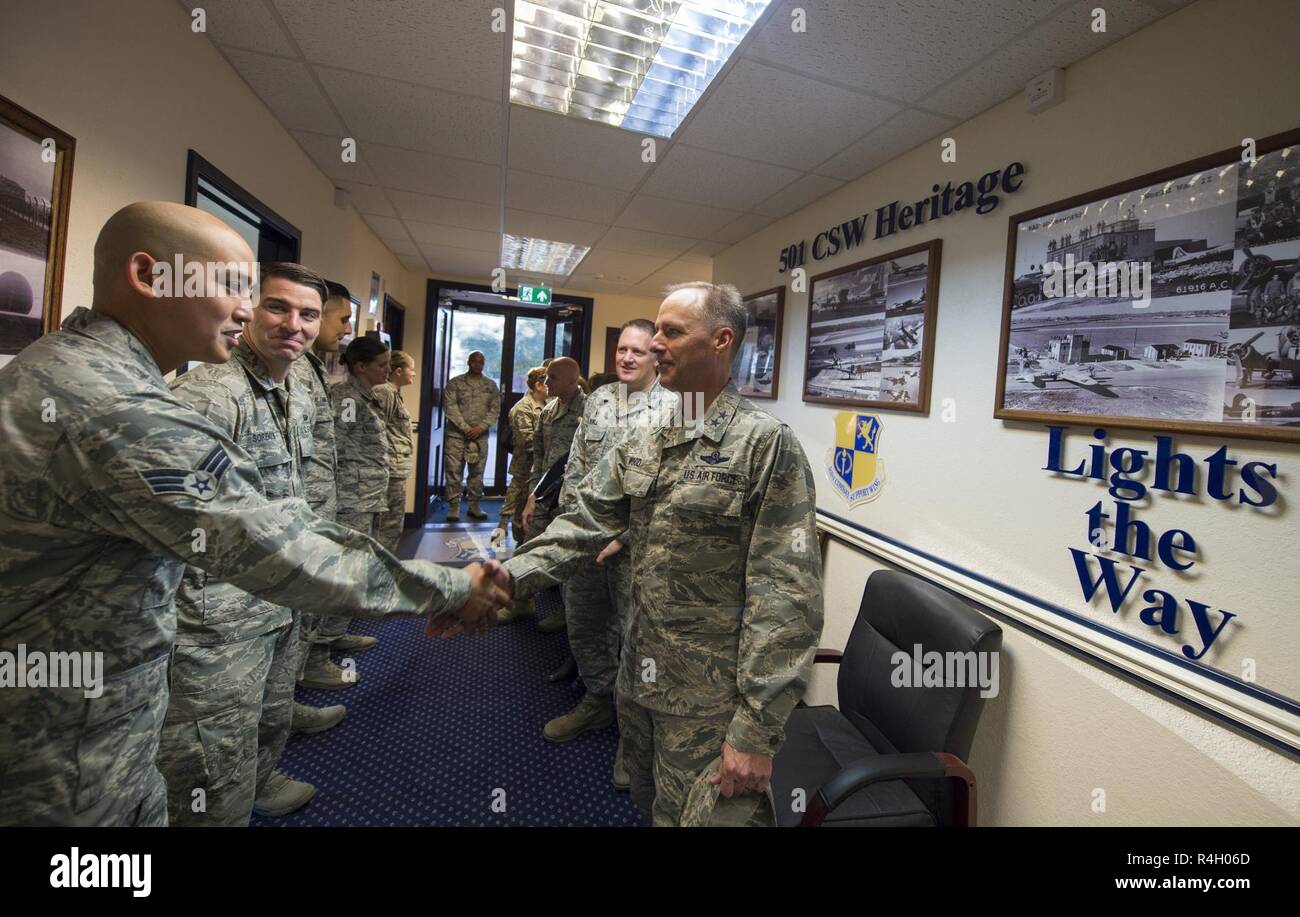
<box><xmin>442</xmin><ymin>351</ymin><xmax>500</xmax><ymax>522</ymax></box>
<box><xmin>495</xmin><ymin>365</ymin><xmax>548</xmax><ymax>623</ymax></box>
<box><xmin>375</xmin><ymin>349</ymin><xmax>416</xmax><ymax>553</ymax></box>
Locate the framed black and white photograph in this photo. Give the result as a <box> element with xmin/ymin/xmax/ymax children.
<box><xmin>368</xmin><ymin>271</ymin><xmax>381</xmax><ymax>317</ymax></box>
<box><xmin>803</xmin><ymin>239</ymin><xmax>940</xmax><ymax>413</ymax></box>
<box><xmin>995</xmin><ymin>127</ymin><xmax>1300</xmax><ymax>442</ymax></box>
<box><xmin>0</xmin><ymin>94</ymin><xmax>74</xmax><ymax>370</ymax></box>
<box><xmin>731</xmin><ymin>285</ymin><xmax>784</xmax><ymax>399</ymax></box>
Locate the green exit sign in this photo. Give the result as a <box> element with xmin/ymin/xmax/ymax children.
<box><xmin>519</xmin><ymin>284</ymin><xmax>552</xmax><ymax>305</ymax></box>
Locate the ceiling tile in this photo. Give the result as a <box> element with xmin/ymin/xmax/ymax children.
<box><xmin>686</xmin><ymin>240</ymin><xmax>730</xmax><ymax>259</ymax></box>
<box><xmin>634</xmin><ymin>258</ymin><xmax>715</xmax><ymax>296</ymax></box>
<box><xmin>504</xmin><ymin>210</ymin><xmax>605</xmax><ymax>247</ymax></box>
<box><xmin>565</xmin><ymin>274</ymin><xmax>639</xmax><ymax>295</ymax></box>
<box><xmin>398</xmin><ymin>253</ymin><xmax>429</xmax><ymax>273</ymax></box>
<box><xmin>290</xmin><ymin>129</ymin><xmax>378</xmax><ymax>184</ymax></box>
<box><xmin>362</xmin><ymin>214</ymin><xmax>410</xmax><ymax>240</ymax></box>
<box><xmin>219</xmin><ymin>47</ymin><xmax>344</xmax><ymax>134</ymax></box>
<box><xmin>420</xmin><ymin>245</ymin><xmax>501</xmax><ymax>281</ymax></box>
<box><xmin>708</xmin><ymin>212</ymin><xmax>777</xmax><ymax>245</ymax></box>
<box><xmin>615</xmin><ymin>194</ymin><xmax>743</xmax><ymax>238</ymax></box>
<box><xmin>383</xmin><ymin>236</ymin><xmax>420</xmax><ymax>258</ymax></box>
<box><xmin>640</xmin><ymin>145</ymin><xmax>801</xmax><ymax>211</ymax></box>
<box><xmin>918</xmin><ymin>0</ymin><xmax>1169</xmax><ymax>118</ymax></box>
<box><xmin>506</xmin><ymin>170</ymin><xmax>630</xmax><ymax>224</ymax></box>
<box><xmin>677</xmin><ymin>58</ymin><xmax>901</xmax><ymax>170</ymax></box>
<box><xmin>816</xmin><ymin>108</ymin><xmax>956</xmax><ymax>181</ymax></box>
<box><xmin>316</xmin><ymin>67</ymin><xmax>501</xmax><ymax>163</ymax></box>
<box><xmin>389</xmin><ymin>189</ymin><xmax>499</xmax><ymax>231</ymax></box>
<box><xmin>507</xmin><ymin>106</ymin><xmax>654</xmax><ymax>191</ymax></box>
<box><xmin>336</xmin><ymin>180</ymin><xmax>396</xmax><ymax>217</ymax></box>
<box><xmin>366</xmin><ymin>145</ymin><xmax>500</xmax><ymax>203</ymax></box>
<box><xmin>272</xmin><ymin>0</ymin><xmax>503</xmax><ymax>100</ymax></box>
<box><xmin>407</xmin><ymin>220</ymin><xmax>500</xmax><ymax>254</ymax></box>
<box><xmin>752</xmin><ymin>173</ymin><xmax>845</xmax><ymax>218</ymax></box>
<box><xmin>572</xmin><ymin>249</ymin><xmax>672</xmax><ymax>284</ymax></box>
<box><xmin>180</xmin><ymin>0</ymin><xmax>297</xmax><ymax>56</ymax></box>
<box><xmin>744</xmin><ymin>0</ymin><xmax>1053</xmax><ymax>104</ymax></box>
<box><xmin>598</xmin><ymin>227</ymin><xmax>698</xmax><ymax>259</ymax></box>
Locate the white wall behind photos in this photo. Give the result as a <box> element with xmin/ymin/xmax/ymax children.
<box><xmin>717</xmin><ymin>0</ymin><xmax>1300</xmax><ymax>824</ymax></box>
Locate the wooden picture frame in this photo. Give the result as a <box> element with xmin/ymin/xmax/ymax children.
<box><xmin>995</xmin><ymin>126</ymin><xmax>1300</xmax><ymax>443</ymax></box>
<box><xmin>732</xmin><ymin>285</ymin><xmax>785</xmax><ymax>399</ymax></box>
<box><xmin>802</xmin><ymin>239</ymin><xmax>940</xmax><ymax>413</ymax></box>
<box><xmin>0</xmin><ymin>93</ymin><xmax>74</xmax><ymax>367</ymax></box>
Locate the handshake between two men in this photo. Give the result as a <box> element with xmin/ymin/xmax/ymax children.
<box><xmin>427</xmin><ymin>560</ymin><xmax>514</xmax><ymax>639</ymax></box>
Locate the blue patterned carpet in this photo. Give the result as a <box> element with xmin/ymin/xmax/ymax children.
<box><xmin>254</xmin><ymin>524</ymin><xmax>643</xmax><ymax>827</ymax></box>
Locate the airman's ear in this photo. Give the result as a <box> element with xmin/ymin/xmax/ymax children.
<box><xmin>128</xmin><ymin>251</ymin><xmax>161</xmax><ymax>299</ymax></box>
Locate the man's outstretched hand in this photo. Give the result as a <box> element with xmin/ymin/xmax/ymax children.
<box><xmin>425</xmin><ymin>561</ymin><xmax>509</xmax><ymax>639</ymax></box>
<box><xmin>482</xmin><ymin>559</ymin><xmax>514</xmax><ymax>600</ymax></box>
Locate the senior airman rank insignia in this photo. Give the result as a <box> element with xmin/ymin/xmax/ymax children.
<box><xmin>826</xmin><ymin>412</ymin><xmax>886</xmax><ymax>507</ymax></box>
<box><xmin>141</xmin><ymin>444</ymin><xmax>232</xmax><ymax>501</ymax></box>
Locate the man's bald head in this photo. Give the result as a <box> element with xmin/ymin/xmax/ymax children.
<box><xmin>93</xmin><ymin>201</ymin><xmax>254</xmax><ymax>303</ymax></box>
<box><xmin>545</xmin><ymin>356</ymin><xmax>580</xmax><ymax>401</ymax></box>
<box><xmin>90</xmin><ymin>201</ymin><xmax>256</xmax><ymax>372</ymax></box>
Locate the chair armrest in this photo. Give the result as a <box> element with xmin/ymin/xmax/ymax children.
<box><xmin>801</xmin><ymin>751</ymin><xmax>977</xmax><ymax>827</ymax></box>
<box><xmin>813</xmin><ymin>648</ymin><xmax>843</xmax><ymax>664</ymax></box>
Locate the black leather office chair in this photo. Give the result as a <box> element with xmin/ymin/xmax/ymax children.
<box><xmin>771</xmin><ymin>569</ymin><xmax>1002</xmax><ymax>826</ymax></box>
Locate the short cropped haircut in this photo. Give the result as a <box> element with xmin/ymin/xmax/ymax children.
<box><xmin>323</xmin><ymin>279</ymin><xmax>352</xmax><ymax>311</ymax></box>
<box><xmin>664</xmin><ymin>281</ymin><xmax>746</xmax><ymax>356</ymax></box>
<box><xmin>620</xmin><ymin>318</ymin><xmax>656</xmax><ymax>337</ymax></box>
<box><xmin>261</xmin><ymin>262</ymin><xmax>329</xmax><ymax>306</ymax></box>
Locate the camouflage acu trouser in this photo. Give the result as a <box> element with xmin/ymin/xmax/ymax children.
<box><xmin>312</xmin><ymin>510</ymin><xmax>380</xmax><ymax>644</ymax></box>
<box><xmin>616</xmin><ymin>696</ymin><xmax>775</xmax><ymax>827</ymax></box>
<box><xmin>158</xmin><ymin>618</ymin><xmax>301</xmax><ymax>826</ymax></box>
<box><xmin>377</xmin><ymin>475</ymin><xmax>408</xmax><ymax>554</ymax></box>
<box><xmin>564</xmin><ymin>552</ymin><xmax>631</xmax><ymax>697</ymax></box>
<box><xmin>501</xmin><ymin>458</ymin><xmax>531</xmax><ymax>543</ymax></box>
<box><xmin>443</xmin><ymin>430</ymin><xmax>486</xmax><ymax>506</ymax></box>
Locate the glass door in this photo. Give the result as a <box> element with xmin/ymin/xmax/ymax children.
<box><xmin>445</xmin><ymin>308</ymin><xmax>507</xmax><ymax>493</ymax></box>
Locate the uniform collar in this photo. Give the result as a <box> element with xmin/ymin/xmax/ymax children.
<box><xmin>345</xmin><ymin>373</ymin><xmax>380</xmax><ymax>403</ymax></box>
<box><xmin>232</xmin><ymin>337</ymin><xmax>283</xmax><ymax>394</ymax></box>
<box><xmin>63</xmin><ymin>308</ymin><xmax>165</xmax><ymax>388</ymax></box>
<box><xmin>661</xmin><ymin>381</ymin><xmax>740</xmax><ymax>446</ymax></box>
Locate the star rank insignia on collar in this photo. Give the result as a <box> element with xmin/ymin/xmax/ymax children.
<box><xmin>699</xmin><ymin>449</ymin><xmax>731</xmax><ymax>465</ymax></box>
<box><xmin>141</xmin><ymin>444</ymin><xmax>232</xmax><ymax>502</ymax></box>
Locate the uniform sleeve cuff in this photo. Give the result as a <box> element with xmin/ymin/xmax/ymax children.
<box><xmin>726</xmin><ymin>705</ymin><xmax>784</xmax><ymax>757</ymax></box>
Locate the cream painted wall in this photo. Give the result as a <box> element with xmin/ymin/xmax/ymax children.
<box><xmin>716</xmin><ymin>0</ymin><xmax>1300</xmax><ymax>825</ymax></box>
<box><xmin>0</xmin><ymin>0</ymin><xmax>418</xmax><ymax>322</ymax></box>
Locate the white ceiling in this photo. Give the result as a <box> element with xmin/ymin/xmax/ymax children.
<box><xmin>184</xmin><ymin>0</ymin><xmax>1191</xmax><ymax>297</ymax></box>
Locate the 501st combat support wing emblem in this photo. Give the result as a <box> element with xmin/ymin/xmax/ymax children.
<box><xmin>826</xmin><ymin>412</ymin><xmax>885</xmax><ymax>508</ymax></box>
<box><xmin>140</xmin><ymin>444</ymin><xmax>232</xmax><ymax>502</ymax></box>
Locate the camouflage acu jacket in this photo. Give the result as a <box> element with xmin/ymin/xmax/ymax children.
<box><xmin>505</xmin><ymin>382</ymin><xmax>823</xmax><ymax>754</ymax></box>
<box><xmin>443</xmin><ymin>371</ymin><xmax>500</xmax><ymax>437</ymax></box>
<box><xmin>330</xmin><ymin>375</ymin><xmax>389</xmax><ymax>512</ymax></box>
<box><xmin>528</xmin><ymin>390</ymin><xmax>586</xmax><ymax>494</ymax></box>
<box><xmin>374</xmin><ymin>382</ymin><xmax>414</xmax><ymax>478</ymax></box>
<box><xmin>293</xmin><ymin>350</ymin><xmax>337</xmax><ymax>521</ymax></box>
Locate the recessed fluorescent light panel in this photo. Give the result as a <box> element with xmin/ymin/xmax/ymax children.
<box><xmin>510</xmin><ymin>0</ymin><xmax>772</xmax><ymax>137</ymax></box>
<box><xmin>502</xmin><ymin>234</ymin><xmax>590</xmax><ymax>275</ymax></box>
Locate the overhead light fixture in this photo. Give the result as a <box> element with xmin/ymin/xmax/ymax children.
<box><xmin>502</xmin><ymin>233</ymin><xmax>590</xmax><ymax>275</ymax></box>
<box><xmin>510</xmin><ymin>0</ymin><xmax>772</xmax><ymax>137</ymax></box>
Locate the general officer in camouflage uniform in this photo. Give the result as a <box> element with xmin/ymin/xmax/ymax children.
<box><xmin>519</xmin><ymin>357</ymin><xmax>586</xmax><ymax>635</ymax></box>
<box><xmin>290</xmin><ymin>280</ymin><xmax>357</xmax><ymax>708</ymax></box>
<box><xmin>161</xmin><ymin>262</ymin><xmax>328</xmax><ymax>825</ymax></box>
<box><xmin>442</xmin><ymin>351</ymin><xmax>500</xmax><ymax>522</ymax></box>
<box><xmin>499</xmin><ymin>282</ymin><xmax>823</xmax><ymax>827</ymax></box>
<box><xmin>375</xmin><ymin>350</ymin><xmax>416</xmax><ymax>552</ymax></box>
<box><xmin>0</xmin><ymin>202</ymin><xmax>507</xmax><ymax>826</ymax></box>
<box><xmin>304</xmin><ymin>335</ymin><xmax>393</xmax><ymax>686</ymax></box>
<box><xmin>543</xmin><ymin>321</ymin><xmax>677</xmax><ymax>781</ymax></box>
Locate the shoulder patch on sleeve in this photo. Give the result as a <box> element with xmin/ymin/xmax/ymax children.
<box><xmin>139</xmin><ymin>444</ymin><xmax>232</xmax><ymax>501</ymax></box>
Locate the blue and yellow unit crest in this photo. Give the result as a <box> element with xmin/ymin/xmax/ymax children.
<box><xmin>826</xmin><ymin>412</ymin><xmax>886</xmax><ymax>507</ymax></box>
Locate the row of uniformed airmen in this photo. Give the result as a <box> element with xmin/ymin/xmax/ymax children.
<box><xmin>0</xmin><ymin>201</ymin><xmax>824</xmax><ymax>827</ymax></box>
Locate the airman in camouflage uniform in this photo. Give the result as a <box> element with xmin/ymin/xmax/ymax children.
<box><xmin>503</xmin><ymin>284</ymin><xmax>822</xmax><ymax>826</ymax></box>
<box><xmin>442</xmin><ymin>351</ymin><xmax>500</xmax><ymax>521</ymax></box>
<box><xmin>375</xmin><ymin>350</ymin><xmax>416</xmax><ymax>552</ymax></box>
<box><xmin>543</xmin><ymin>320</ymin><xmax>676</xmax><ymax>770</ymax></box>
<box><xmin>498</xmin><ymin>366</ymin><xmax>547</xmax><ymax>546</ymax></box>
<box><xmin>310</xmin><ymin>339</ymin><xmax>392</xmax><ymax>667</ymax></box>
<box><xmin>0</xmin><ymin>202</ymin><xmax>503</xmax><ymax>826</ymax></box>
<box><xmin>161</xmin><ymin>264</ymin><xmax>335</xmax><ymax>825</ymax></box>
<box><xmin>520</xmin><ymin>358</ymin><xmax>586</xmax><ymax>635</ymax></box>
